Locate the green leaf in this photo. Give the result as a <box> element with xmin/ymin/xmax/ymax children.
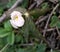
<box><xmin>0</xmin><ymin>7</ymin><xmax>3</xmax><ymax>16</ymax></box>
<box><xmin>36</xmin><ymin>44</ymin><xmax>46</xmax><ymax>52</ymax></box>
<box><xmin>53</xmin><ymin>49</ymin><xmax>60</xmax><ymax>52</ymax></box>
<box><xmin>29</xmin><ymin>2</ymin><xmax>50</xmax><ymax>19</ymax></box>
<box><xmin>5</xmin><ymin>46</ymin><xmax>15</xmax><ymax>52</ymax></box>
<box><xmin>50</xmin><ymin>15</ymin><xmax>59</xmax><ymax>27</ymax></box>
<box><xmin>50</xmin><ymin>15</ymin><xmax>60</xmax><ymax>28</ymax></box>
<box><xmin>0</xmin><ymin>29</ymin><xmax>10</xmax><ymax>38</ymax></box>
<box><xmin>15</xmin><ymin>34</ymin><xmax>24</xmax><ymax>43</ymax></box>
<box><xmin>26</xmin><ymin>46</ymin><xmax>36</xmax><ymax>52</ymax></box>
<box><xmin>21</xmin><ymin>0</ymin><xmax>29</xmax><ymax>8</ymax></box>
<box><xmin>21</xmin><ymin>17</ymin><xmax>29</xmax><ymax>43</ymax></box>
<box><xmin>0</xmin><ymin>38</ymin><xmax>7</xmax><ymax>49</ymax></box>
<box><xmin>21</xmin><ymin>17</ymin><xmax>42</xmax><ymax>42</ymax></box>
<box><xmin>6</xmin><ymin>0</ymin><xmax>16</xmax><ymax>8</ymax></box>
<box><xmin>30</xmin><ymin>7</ymin><xmax>50</xmax><ymax>18</ymax></box>
<box><xmin>14</xmin><ymin>7</ymin><xmax>27</xmax><ymax>15</ymax></box>
<box><xmin>7</xmin><ymin>31</ymin><xmax>14</xmax><ymax>45</ymax></box>
<box><xmin>0</xmin><ymin>2</ymin><xmax>7</xmax><ymax>9</ymax></box>
<box><xmin>28</xmin><ymin>17</ymin><xmax>41</xmax><ymax>39</ymax></box>
<box><xmin>56</xmin><ymin>21</ymin><xmax>60</xmax><ymax>28</ymax></box>
<box><xmin>16</xmin><ymin>49</ymin><xmax>25</xmax><ymax>52</ymax></box>
<box><xmin>4</xmin><ymin>21</ymin><xmax>12</xmax><ymax>31</ymax></box>
<box><xmin>41</xmin><ymin>2</ymin><xmax>49</xmax><ymax>9</ymax></box>
<box><xmin>25</xmin><ymin>43</ymin><xmax>46</xmax><ymax>52</ymax></box>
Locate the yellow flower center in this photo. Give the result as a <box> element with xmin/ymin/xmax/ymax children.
<box><xmin>14</xmin><ymin>16</ymin><xmax>18</xmax><ymax>21</ymax></box>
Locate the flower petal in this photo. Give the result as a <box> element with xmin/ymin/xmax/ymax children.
<box><xmin>11</xmin><ymin>11</ymin><xmax>22</xmax><ymax>19</ymax></box>
<box><xmin>10</xmin><ymin>20</ymin><xmax>18</xmax><ymax>29</ymax></box>
<box><xmin>14</xmin><ymin>17</ymin><xmax>25</xmax><ymax>27</ymax></box>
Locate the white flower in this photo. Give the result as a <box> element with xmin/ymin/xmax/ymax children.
<box><xmin>10</xmin><ymin>11</ymin><xmax>25</xmax><ymax>29</ymax></box>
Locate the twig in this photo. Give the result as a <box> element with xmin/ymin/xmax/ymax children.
<box><xmin>0</xmin><ymin>0</ymin><xmax>23</xmax><ymax>23</ymax></box>
<box><xmin>56</xmin><ymin>27</ymin><xmax>60</xmax><ymax>39</ymax></box>
<box><xmin>46</xmin><ymin>28</ymin><xmax>56</xmax><ymax>31</ymax></box>
<box><xmin>50</xmin><ymin>49</ymin><xmax>53</xmax><ymax>52</ymax></box>
<box><xmin>35</xmin><ymin>0</ymin><xmax>44</xmax><ymax>7</ymax></box>
<box><xmin>0</xmin><ymin>44</ymin><xmax>9</xmax><ymax>52</ymax></box>
<box><xmin>14</xmin><ymin>43</ymin><xmax>35</xmax><ymax>47</ymax></box>
<box><xmin>41</xmin><ymin>28</ymin><xmax>56</xmax><ymax>32</ymax></box>
<box><xmin>28</xmin><ymin>2</ymin><xmax>36</xmax><ymax>10</ymax></box>
<box><xmin>56</xmin><ymin>27</ymin><xmax>60</xmax><ymax>36</ymax></box>
<box><xmin>18</xmin><ymin>43</ymin><xmax>34</xmax><ymax>46</ymax></box>
<box><xmin>35</xmin><ymin>14</ymin><xmax>49</xmax><ymax>25</ymax></box>
<box><xmin>43</xmin><ymin>4</ymin><xmax>59</xmax><ymax>37</ymax></box>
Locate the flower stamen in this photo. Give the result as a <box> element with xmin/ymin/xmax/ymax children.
<box><xmin>14</xmin><ymin>16</ymin><xmax>18</xmax><ymax>21</ymax></box>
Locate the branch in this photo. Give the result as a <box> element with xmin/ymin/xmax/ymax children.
<box><xmin>41</xmin><ymin>28</ymin><xmax>56</xmax><ymax>33</ymax></box>
<box><xmin>0</xmin><ymin>43</ymin><xmax>9</xmax><ymax>52</ymax></box>
<box><xmin>56</xmin><ymin>27</ymin><xmax>60</xmax><ymax>39</ymax></box>
<box><xmin>28</xmin><ymin>2</ymin><xmax>36</xmax><ymax>10</ymax></box>
<box><xmin>43</xmin><ymin>4</ymin><xmax>59</xmax><ymax>37</ymax></box>
<box><xmin>35</xmin><ymin>14</ymin><xmax>49</xmax><ymax>25</ymax></box>
<box><xmin>0</xmin><ymin>0</ymin><xmax>23</xmax><ymax>23</ymax></box>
